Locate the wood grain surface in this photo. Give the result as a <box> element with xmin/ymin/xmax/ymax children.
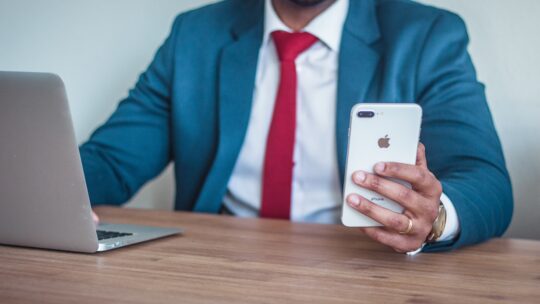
<box><xmin>0</xmin><ymin>207</ymin><xmax>539</xmax><ymax>303</ymax></box>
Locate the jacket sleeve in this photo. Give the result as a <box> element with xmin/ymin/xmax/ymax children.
<box><xmin>79</xmin><ymin>16</ymin><xmax>183</xmax><ymax>206</ymax></box>
<box><xmin>416</xmin><ymin>12</ymin><xmax>513</xmax><ymax>251</ymax></box>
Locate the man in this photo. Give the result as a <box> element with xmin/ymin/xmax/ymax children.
<box><xmin>81</xmin><ymin>0</ymin><xmax>513</xmax><ymax>253</ymax></box>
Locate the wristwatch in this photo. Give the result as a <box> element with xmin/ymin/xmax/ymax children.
<box><xmin>426</xmin><ymin>202</ymin><xmax>447</xmax><ymax>243</ymax></box>
<box><xmin>406</xmin><ymin>202</ymin><xmax>448</xmax><ymax>255</ymax></box>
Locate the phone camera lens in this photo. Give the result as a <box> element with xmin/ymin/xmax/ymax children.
<box><xmin>357</xmin><ymin>111</ymin><xmax>375</xmax><ymax>118</ymax></box>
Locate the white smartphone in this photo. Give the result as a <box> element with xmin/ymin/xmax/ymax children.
<box><xmin>341</xmin><ymin>103</ymin><xmax>422</xmax><ymax>227</ymax></box>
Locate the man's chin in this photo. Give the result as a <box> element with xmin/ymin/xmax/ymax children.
<box><xmin>287</xmin><ymin>0</ymin><xmax>329</xmax><ymax>7</ymax></box>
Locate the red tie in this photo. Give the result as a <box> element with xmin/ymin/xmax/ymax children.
<box><xmin>260</xmin><ymin>31</ymin><xmax>318</xmax><ymax>219</ymax></box>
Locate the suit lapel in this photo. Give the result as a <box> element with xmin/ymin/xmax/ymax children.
<box><xmin>194</xmin><ymin>1</ymin><xmax>264</xmax><ymax>213</ymax></box>
<box><xmin>336</xmin><ymin>0</ymin><xmax>381</xmax><ymax>186</ymax></box>
<box><xmin>196</xmin><ymin>0</ymin><xmax>382</xmax><ymax>211</ymax></box>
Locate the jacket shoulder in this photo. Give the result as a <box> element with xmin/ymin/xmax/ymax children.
<box><xmin>171</xmin><ymin>0</ymin><xmax>257</xmax><ymax>32</ymax></box>
<box><xmin>376</xmin><ymin>0</ymin><xmax>461</xmax><ymax>19</ymax></box>
<box><xmin>375</xmin><ymin>0</ymin><xmax>466</xmax><ymax>35</ymax></box>
<box><xmin>372</xmin><ymin>0</ymin><xmax>470</xmax><ymax>61</ymax></box>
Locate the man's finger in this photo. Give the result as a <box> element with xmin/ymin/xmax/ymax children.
<box><xmin>92</xmin><ymin>211</ymin><xmax>100</xmax><ymax>225</ymax></box>
<box><xmin>352</xmin><ymin>171</ymin><xmax>422</xmax><ymax>212</ymax></box>
<box><xmin>347</xmin><ymin>194</ymin><xmax>411</xmax><ymax>233</ymax></box>
<box><xmin>416</xmin><ymin>143</ymin><xmax>428</xmax><ymax>169</ymax></box>
<box><xmin>372</xmin><ymin>162</ymin><xmax>441</xmax><ymax>199</ymax></box>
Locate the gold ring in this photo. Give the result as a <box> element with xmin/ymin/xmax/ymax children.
<box><xmin>399</xmin><ymin>217</ymin><xmax>414</xmax><ymax>235</ymax></box>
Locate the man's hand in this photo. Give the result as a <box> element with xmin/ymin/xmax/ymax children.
<box><xmin>92</xmin><ymin>210</ymin><xmax>100</xmax><ymax>226</ymax></box>
<box><xmin>346</xmin><ymin>143</ymin><xmax>442</xmax><ymax>253</ymax></box>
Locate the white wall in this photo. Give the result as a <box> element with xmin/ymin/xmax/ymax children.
<box><xmin>1</xmin><ymin>0</ymin><xmax>538</xmax><ymax>239</ymax></box>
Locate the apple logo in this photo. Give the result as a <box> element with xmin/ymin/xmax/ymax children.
<box><xmin>378</xmin><ymin>135</ymin><xmax>390</xmax><ymax>149</ymax></box>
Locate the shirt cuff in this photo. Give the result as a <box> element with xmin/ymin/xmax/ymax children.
<box><xmin>437</xmin><ymin>192</ymin><xmax>460</xmax><ymax>242</ymax></box>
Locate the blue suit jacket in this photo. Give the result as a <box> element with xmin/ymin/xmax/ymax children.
<box><xmin>80</xmin><ymin>0</ymin><xmax>513</xmax><ymax>251</ymax></box>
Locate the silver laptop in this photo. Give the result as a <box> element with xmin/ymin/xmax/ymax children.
<box><xmin>0</xmin><ymin>71</ymin><xmax>182</xmax><ymax>253</ymax></box>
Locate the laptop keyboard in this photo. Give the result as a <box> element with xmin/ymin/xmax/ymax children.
<box><xmin>96</xmin><ymin>230</ymin><xmax>133</xmax><ymax>241</ymax></box>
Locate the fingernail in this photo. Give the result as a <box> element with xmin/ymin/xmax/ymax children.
<box><xmin>353</xmin><ymin>171</ymin><xmax>366</xmax><ymax>183</ymax></box>
<box><xmin>348</xmin><ymin>195</ymin><xmax>361</xmax><ymax>207</ymax></box>
<box><xmin>375</xmin><ymin>162</ymin><xmax>386</xmax><ymax>173</ymax></box>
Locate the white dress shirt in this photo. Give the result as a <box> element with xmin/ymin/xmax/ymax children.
<box><xmin>224</xmin><ymin>0</ymin><xmax>459</xmax><ymax>241</ymax></box>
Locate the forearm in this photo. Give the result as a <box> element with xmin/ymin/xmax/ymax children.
<box><xmin>423</xmin><ymin>163</ymin><xmax>513</xmax><ymax>252</ymax></box>
<box><xmin>80</xmin><ymin>144</ymin><xmax>132</xmax><ymax>206</ymax></box>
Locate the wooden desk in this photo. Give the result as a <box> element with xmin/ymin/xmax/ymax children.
<box><xmin>0</xmin><ymin>207</ymin><xmax>538</xmax><ymax>303</ymax></box>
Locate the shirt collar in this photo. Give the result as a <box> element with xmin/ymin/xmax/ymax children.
<box><xmin>263</xmin><ymin>0</ymin><xmax>349</xmax><ymax>52</ymax></box>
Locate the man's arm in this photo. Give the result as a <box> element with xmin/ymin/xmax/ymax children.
<box><xmin>416</xmin><ymin>12</ymin><xmax>513</xmax><ymax>251</ymax></box>
<box><xmin>80</xmin><ymin>16</ymin><xmax>183</xmax><ymax>206</ymax></box>
<box><xmin>345</xmin><ymin>11</ymin><xmax>512</xmax><ymax>253</ymax></box>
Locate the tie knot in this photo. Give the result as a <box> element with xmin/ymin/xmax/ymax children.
<box><xmin>271</xmin><ymin>30</ymin><xmax>318</xmax><ymax>62</ymax></box>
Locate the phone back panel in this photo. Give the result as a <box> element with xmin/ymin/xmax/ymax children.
<box><xmin>341</xmin><ymin>103</ymin><xmax>422</xmax><ymax>227</ymax></box>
